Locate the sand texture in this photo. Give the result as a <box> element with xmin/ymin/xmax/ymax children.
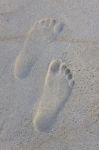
<box><xmin>0</xmin><ymin>0</ymin><xmax>99</xmax><ymax>149</ymax></box>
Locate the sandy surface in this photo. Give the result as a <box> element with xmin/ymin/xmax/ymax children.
<box><xmin>0</xmin><ymin>0</ymin><xmax>99</xmax><ymax>149</ymax></box>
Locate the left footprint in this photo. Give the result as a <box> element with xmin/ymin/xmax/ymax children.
<box><xmin>14</xmin><ymin>18</ymin><xmax>64</xmax><ymax>79</ymax></box>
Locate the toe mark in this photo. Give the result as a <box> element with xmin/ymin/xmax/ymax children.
<box><xmin>49</xmin><ymin>60</ymin><xmax>61</xmax><ymax>73</ymax></box>
<box><xmin>54</xmin><ymin>23</ymin><xmax>64</xmax><ymax>33</ymax></box>
<box><xmin>65</xmin><ymin>69</ymin><xmax>70</xmax><ymax>75</ymax></box>
<box><xmin>68</xmin><ymin>73</ymin><xmax>72</xmax><ymax>80</ymax></box>
<box><xmin>60</xmin><ymin>63</ymin><xmax>67</xmax><ymax>72</ymax></box>
<box><xmin>51</xmin><ymin>19</ymin><xmax>56</xmax><ymax>26</ymax></box>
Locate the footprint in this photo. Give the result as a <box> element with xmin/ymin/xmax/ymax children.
<box><xmin>33</xmin><ymin>59</ymin><xmax>75</xmax><ymax>132</ymax></box>
<box><xmin>14</xmin><ymin>18</ymin><xmax>64</xmax><ymax>79</ymax></box>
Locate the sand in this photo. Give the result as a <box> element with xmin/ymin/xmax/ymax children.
<box><xmin>33</xmin><ymin>59</ymin><xmax>74</xmax><ymax>132</ymax></box>
<box><xmin>0</xmin><ymin>0</ymin><xmax>99</xmax><ymax>149</ymax></box>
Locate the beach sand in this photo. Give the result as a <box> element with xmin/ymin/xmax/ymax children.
<box><xmin>0</xmin><ymin>0</ymin><xmax>99</xmax><ymax>149</ymax></box>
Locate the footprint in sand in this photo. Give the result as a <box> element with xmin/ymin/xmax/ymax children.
<box><xmin>14</xmin><ymin>18</ymin><xmax>64</xmax><ymax>79</ymax></box>
<box><xmin>33</xmin><ymin>59</ymin><xmax>75</xmax><ymax>132</ymax></box>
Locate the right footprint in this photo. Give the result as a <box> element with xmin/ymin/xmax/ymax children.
<box><xmin>14</xmin><ymin>18</ymin><xmax>64</xmax><ymax>79</ymax></box>
<box><xmin>33</xmin><ymin>59</ymin><xmax>75</xmax><ymax>132</ymax></box>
